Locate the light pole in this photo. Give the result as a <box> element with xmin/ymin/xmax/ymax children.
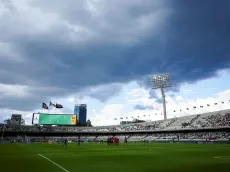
<box><xmin>150</xmin><ymin>73</ymin><xmax>172</xmax><ymax>120</ymax></box>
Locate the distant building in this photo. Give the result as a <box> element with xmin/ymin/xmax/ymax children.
<box><xmin>74</xmin><ymin>105</ymin><xmax>80</xmax><ymax>122</ymax></box>
<box><xmin>10</xmin><ymin>114</ymin><xmax>22</xmax><ymax>125</ymax></box>
<box><xmin>74</xmin><ymin>104</ymin><xmax>87</xmax><ymax>124</ymax></box>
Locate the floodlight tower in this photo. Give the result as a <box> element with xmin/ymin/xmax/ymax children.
<box><xmin>150</xmin><ymin>73</ymin><xmax>172</xmax><ymax>120</ymax></box>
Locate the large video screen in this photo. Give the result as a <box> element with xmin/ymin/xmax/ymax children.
<box><xmin>32</xmin><ymin>113</ymin><xmax>77</xmax><ymax>125</ymax></box>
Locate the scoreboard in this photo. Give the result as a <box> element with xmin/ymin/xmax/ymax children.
<box><xmin>32</xmin><ymin>113</ymin><xmax>77</xmax><ymax>125</ymax></box>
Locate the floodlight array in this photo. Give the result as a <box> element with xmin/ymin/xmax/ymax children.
<box><xmin>149</xmin><ymin>73</ymin><xmax>172</xmax><ymax>120</ymax></box>
<box><xmin>150</xmin><ymin>73</ymin><xmax>172</xmax><ymax>89</ymax></box>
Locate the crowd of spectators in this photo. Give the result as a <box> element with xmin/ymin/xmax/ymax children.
<box><xmin>196</xmin><ymin>113</ymin><xmax>230</xmax><ymax>128</ymax></box>
<box><xmin>2</xmin><ymin>131</ymin><xmax>229</xmax><ymax>143</ymax></box>
<box><xmin>150</xmin><ymin>132</ymin><xmax>230</xmax><ymax>140</ymax></box>
<box><xmin>117</xmin><ymin>121</ymin><xmax>164</xmax><ymax>131</ymax></box>
<box><xmin>0</xmin><ymin>112</ymin><xmax>229</xmax><ymax>133</ymax></box>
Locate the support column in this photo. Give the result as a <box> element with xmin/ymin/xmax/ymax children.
<box><xmin>161</xmin><ymin>88</ymin><xmax>167</xmax><ymax>120</ymax></box>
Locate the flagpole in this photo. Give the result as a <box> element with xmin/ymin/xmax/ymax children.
<box><xmin>48</xmin><ymin>102</ymin><xmax>50</xmax><ymax>114</ymax></box>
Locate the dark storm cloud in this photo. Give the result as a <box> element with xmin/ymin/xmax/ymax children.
<box><xmin>0</xmin><ymin>108</ymin><xmax>23</xmax><ymax>123</ymax></box>
<box><xmin>0</xmin><ymin>0</ymin><xmax>230</xmax><ymax>111</ymax></box>
<box><xmin>74</xmin><ymin>83</ymin><xmax>123</xmax><ymax>102</ymax></box>
<box><xmin>134</xmin><ymin>104</ymin><xmax>153</xmax><ymax>110</ymax></box>
<box><xmin>0</xmin><ymin>85</ymin><xmax>70</xmax><ymax>111</ymax></box>
<box><xmin>85</xmin><ymin>84</ymin><xmax>123</xmax><ymax>102</ymax></box>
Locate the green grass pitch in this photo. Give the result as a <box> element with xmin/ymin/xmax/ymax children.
<box><xmin>0</xmin><ymin>143</ymin><xmax>230</xmax><ymax>172</ymax></box>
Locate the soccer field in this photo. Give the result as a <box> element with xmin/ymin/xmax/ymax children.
<box><xmin>0</xmin><ymin>143</ymin><xmax>230</xmax><ymax>172</ymax></box>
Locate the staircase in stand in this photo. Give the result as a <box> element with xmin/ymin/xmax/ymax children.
<box><xmin>93</xmin><ymin>136</ymin><xmax>98</xmax><ymax>141</ymax></box>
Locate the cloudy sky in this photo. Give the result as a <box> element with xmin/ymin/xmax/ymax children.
<box><xmin>0</xmin><ymin>0</ymin><xmax>230</xmax><ymax>126</ymax></box>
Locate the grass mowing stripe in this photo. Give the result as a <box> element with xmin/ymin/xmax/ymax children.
<box><xmin>38</xmin><ymin>154</ymin><xmax>70</xmax><ymax>172</ymax></box>
<box><xmin>0</xmin><ymin>143</ymin><xmax>229</xmax><ymax>172</ymax></box>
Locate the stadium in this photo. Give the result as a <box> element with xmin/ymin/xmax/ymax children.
<box><xmin>1</xmin><ymin>1</ymin><xmax>230</xmax><ymax>172</ymax></box>
<box><xmin>1</xmin><ymin>106</ymin><xmax>230</xmax><ymax>172</ymax></box>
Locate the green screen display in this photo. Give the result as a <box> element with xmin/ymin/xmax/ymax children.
<box><xmin>32</xmin><ymin>113</ymin><xmax>77</xmax><ymax>125</ymax></box>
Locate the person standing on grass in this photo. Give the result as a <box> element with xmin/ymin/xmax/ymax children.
<box><xmin>142</xmin><ymin>137</ymin><xmax>145</xmax><ymax>145</ymax></box>
<box><xmin>124</xmin><ymin>137</ymin><xmax>128</xmax><ymax>145</ymax></box>
<box><xmin>143</xmin><ymin>138</ymin><xmax>146</xmax><ymax>145</ymax></box>
<box><xmin>77</xmin><ymin>136</ymin><xmax>80</xmax><ymax>146</ymax></box>
<box><xmin>110</xmin><ymin>137</ymin><xmax>113</xmax><ymax>145</ymax></box>
<box><xmin>111</xmin><ymin>137</ymin><xmax>114</xmax><ymax>145</ymax></box>
<box><xmin>107</xmin><ymin>137</ymin><xmax>110</xmax><ymax>146</ymax></box>
<box><xmin>63</xmin><ymin>138</ymin><xmax>67</xmax><ymax>147</ymax></box>
<box><xmin>113</xmin><ymin>137</ymin><xmax>116</xmax><ymax>145</ymax></box>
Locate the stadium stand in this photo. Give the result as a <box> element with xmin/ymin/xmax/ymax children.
<box><xmin>1</xmin><ymin>109</ymin><xmax>230</xmax><ymax>144</ymax></box>
<box><xmin>0</xmin><ymin>109</ymin><xmax>230</xmax><ymax>132</ymax></box>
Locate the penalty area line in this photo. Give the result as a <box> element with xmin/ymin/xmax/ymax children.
<box><xmin>38</xmin><ymin>154</ymin><xmax>70</xmax><ymax>172</ymax></box>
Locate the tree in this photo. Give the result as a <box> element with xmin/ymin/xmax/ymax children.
<box><xmin>4</xmin><ymin>119</ymin><xmax>11</xmax><ymax>125</ymax></box>
<box><xmin>3</xmin><ymin>117</ymin><xmax>25</xmax><ymax>125</ymax></box>
<box><xmin>86</xmin><ymin>120</ymin><xmax>92</xmax><ymax>127</ymax></box>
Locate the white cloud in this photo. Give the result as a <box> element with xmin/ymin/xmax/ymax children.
<box><xmin>175</xmin><ymin>96</ymin><xmax>185</xmax><ymax>103</ymax></box>
<box><xmin>216</xmin><ymin>89</ymin><xmax>230</xmax><ymax>101</ymax></box>
<box><xmin>0</xmin><ymin>108</ymin><xmax>20</xmax><ymax>121</ymax></box>
<box><xmin>182</xmin><ymin>89</ymin><xmax>196</xmax><ymax>95</ymax></box>
<box><xmin>1</xmin><ymin>83</ymin><xmax>230</xmax><ymax>126</ymax></box>
<box><xmin>126</xmin><ymin>88</ymin><xmax>162</xmax><ymax>111</ymax></box>
<box><xmin>126</xmin><ymin>88</ymin><xmax>152</xmax><ymax>104</ymax></box>
<box><xmin>101</xmin><ymin>104</ymin><xmax>124</xmax><ymax>115</ymax></box>
<box><xmin>126</xmin><ymin>88</ymin><xmax>149</xmax><ymax>98</ymax></box>
<box><xmin>0</xmin><ymin>108</ymin><xmax>29</xmax><ymax>124</ymax></box>
<box><xmin>89</xmin><ymin>104</ymin><xmax>124</xmax><ymax>126</ymax></box>
<box><xmin>183</xmin><ymin>89</ymin><xmax>192</xmax><ymax>92</ymax></box>
<box><xmin>67</xmin><ymin>97</ymin><xmax>74</xmax><ymax>102</ymax></box>
<box><xmin>116</xmin><ymin>88</ymin><xmax>230</xmax><ymax>124</ymax></box>
<box><xmin>166</xmin><ymin>89</ymin><xmax>230</xmax><ymax>118</ymax></box>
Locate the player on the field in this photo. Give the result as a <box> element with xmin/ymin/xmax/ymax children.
<box><xmin>117</xmin><ymin>138</ymin><xmax>120</xmax><ymax>146</ymax></box>
<box><xmin>110</xmin><ymin>137</ymin><xmax>113</xmax><ymax>145</ymax></box>
<box><xmin>142</xmin><ymin>138</ymin><xmax>145</xmax><ymax>145</ymax></box>
<box><xmin>124</xmin><ymin>136</ymin><xmax>128</xmax><ymax>145</ymax></box>
<box><xmin>107</xmin><ymin>137</ymin><xmax>110</xmax><ymax>146</ymax></box>
<box><xmin>113</xmin><ymin>137</ymin><xmax>116</xmax><ymax>145</ymax></box>
<box><xmin>63</xmin><ymin>138</ymin><xmax>68</xmax><ymax>147</ymax></box>
<box><xmin>77</xmin><ymin>136</ymin><xmax>80</xmax><ymax>146</ymax></box>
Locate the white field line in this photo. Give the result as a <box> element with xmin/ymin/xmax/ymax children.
<box><xmin>213</xmin><ymin>156</ymin><xmax>230</xmax><ymax>159</ymax></box>
<box><xmin>38</xmin><ymin>154</ymin><xmax>70</xmax><ymax>172</ymax></box>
